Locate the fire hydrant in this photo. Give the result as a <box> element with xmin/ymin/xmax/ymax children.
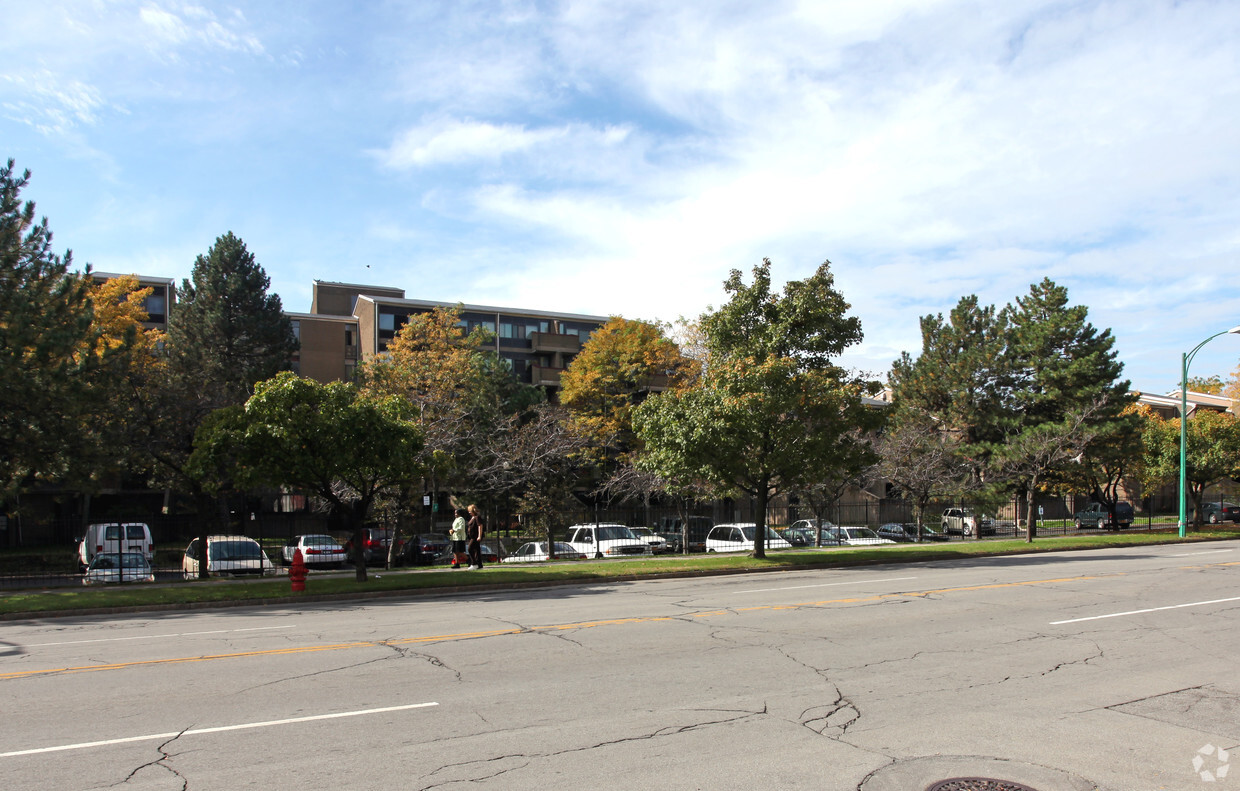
<box><xmin>289</xmin><ymin>548</ymin><xmax>308</xmax><ymax>593</ymax></box>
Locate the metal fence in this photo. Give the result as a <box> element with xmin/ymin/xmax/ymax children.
<box><xmin>0</xmin><ymin>495</ymin><xmax>1191</xmax><ymax>589</ymax></box>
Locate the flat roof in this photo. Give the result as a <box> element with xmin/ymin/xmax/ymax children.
<box><xmin>354</xmin><ymin>294</ymin><xmax>610</xmax><ymax>324</ymax></box>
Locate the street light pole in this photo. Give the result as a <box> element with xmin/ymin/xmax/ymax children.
<box><xmin>1178</xmin><ymin>326</ymin><xmax>1240</xmax><ymax>537</ymax></box>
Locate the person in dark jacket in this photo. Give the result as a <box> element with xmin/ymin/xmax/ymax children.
<box><xmin>466</xmin><ymin>504</ymin><xmax>486</xmax><ymax>570</ymax></box>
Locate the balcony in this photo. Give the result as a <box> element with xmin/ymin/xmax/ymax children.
<box><xmin>530</xmin><ymin>364</ymin><xmax>563</xmax><ymax>387</ymax></box>
<box><xmin>529</xmin><ymin>331</ymin><xmax>581</xmax><ymax>353</ymax></box>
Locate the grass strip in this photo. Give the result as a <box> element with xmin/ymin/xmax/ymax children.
<box><xmin>3</xmin><ymin>529</ymin><xmax>1238</xmax><ymax>618</ymax></box>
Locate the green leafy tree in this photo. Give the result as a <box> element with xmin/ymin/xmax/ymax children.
<box><xmin>0</xmin><ymin>160</ymin><xmax>113</xmax><ymax>504</ymax></box>
<box><xmin>1140</xmin><ymin>407</ymin><xmax>1240</xmax><ymax>527</ymax></box>
<box><xmin>635</xmin><ymin>259</ymin><xmax>881</xmax><ymax>558</ymax></box>
<box><xmin>189</xmin><ymin>372</ymin><xmax>423</xmax><ymax>581</ymax></box>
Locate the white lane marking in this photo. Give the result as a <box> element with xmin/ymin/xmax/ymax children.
<box><xmin>0</xmin><ymin>702</ymin><xmax>439</xmax><ymax>758</ymax></box>
<box><xmin>1051</xmin><ymin>596</ymin><xmax>1240</xmax><ymax>625</ymax></box>
<box><xmin>26</xmin><ymin>625</ymin><xmax>296</xmax><ymax>648</ymax></box>
<box><xmin>733</xmin><ymin>576</ymin><xmax>917</xmax><ymax>594</ymax></box>
<box><xmin>1167</xmin><ymin>549</ymin><xmax>1234</xmax><ymax>557</ymax></box>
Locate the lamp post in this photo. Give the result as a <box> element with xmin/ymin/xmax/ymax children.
<box><xmin>1178</xmin><ymin>326</ymin><xmax>1240</xmax><ymax>537</ymax></box>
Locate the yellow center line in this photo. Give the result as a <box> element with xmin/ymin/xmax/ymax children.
<box><xmin>0</xmin><ymin>572</ymin><xmax>1120</xmax><ymax>681</ymax></box>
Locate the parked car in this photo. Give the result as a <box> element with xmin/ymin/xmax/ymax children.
<box><xmin>875</xmin><ymin>522</ymin><xmax>948</xmax><ymax>543</ymax></box>
<box><xmin>83</xmin><ymin>552</ymin><xmax>155</xmax><ymax>585</ymax></box>
<box><xmin>343</xmin><ymin>526</ymin><xmax>399</xmax><ymax>565</ymax></box>
<box><xmin>779</xmin><ymin>525</ymin><xmax>816</xmax><ymax>546</ymax></box>
<box><xmin>940</xmin><ymin>507</ymin><xmax>995</xmax><ymax>537</ymax></box>
<box><xmin>705</xmin><ymin>523</ymin><xmax>793</xmax><ymax>553</ymax></box>
<box><xmin>401</xmin><ymin>533</ymin><xmax>451</xmax><ymax>566</ymax></box>
<box><xmin>831</xmin><ymin>526</ymin><xmax>897</xmax><ymax>546</ymax></box>
<box><xmin>628</xmin><ymin>527</ymin><xmax>669</xmax><ymax>553</ymax></box>
<box><xmin>282</xmin><ymin>534</ymin><xmax>348</xmax><ymax>568</ymax></box>
<box><xmin>789</xmin><ymin>519</ymin><xmax>840</xmax><ymax>546</ymax></box>
<box><xmin>501</xmin><ymin>542</ymin><xmax>587</xmax><ymax>563</ymax></box>
<box><xmin>1073</xmin><ymin>501</ymin><xmax>1134</xmax><ymax>530</ymax></box>
<box><xmin>566</xmin><ymin>524</ymin><xmax>652</xmax><ymax>559</ymax></box>
<box><xmin>1200</xmin><ymin>502</ymin><xmax>1240</xmax><ymax>524</ymax></box>
<box><xmin>656</xmin><ymin>531</ymin><xmax>684</xmax><ymax>553</ymax></box>
<box><xmin>76</xmin><ymin>522</ymin><xmax>154</xmax><ymax>574</ymax></box>
<box><xmin>654</xmin><ymin>516</ymin><xmax>713</xmax><ymax>553</ymax></box>
<box><xmin>183</xmin><ymin>535</ymin><xmax>276</xmax><ymax>579</ymax></box>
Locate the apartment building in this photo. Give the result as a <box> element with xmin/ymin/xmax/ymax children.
<box><xmin>298</xmin><ymin>280</ymin><xmax>609</xmax><ymax>387</ymax></box>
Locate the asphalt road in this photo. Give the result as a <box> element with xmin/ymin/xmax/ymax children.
<box><xmin>1</xmin><ymin>541</ymin><xmax>1237</xmax><ymax>791</ymax></box>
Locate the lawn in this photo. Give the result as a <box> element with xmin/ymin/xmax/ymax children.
<box><xmin>3</xmin><ymin>529</ymin><xmax>1238</xmax><ymax>619</ymax></box>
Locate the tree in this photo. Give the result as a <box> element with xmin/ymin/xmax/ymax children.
<box><xmin>189</xmin><ymin>372</ymin><xmax>423</xmax><ymax>581</ymax></box>
<box><xmin>0</xmin><ymin>160</ymin><xmax>113</xmax><ymax>504</ymax></box>
<box><xmin>1001</xmin><ymin>279</ymin><xmax>1132</xmax><ymax>539</ymax></box>
<box><xmin>1140</xmin><ymin>408</ymin><xmax>1240</xmax><ymax>527</ymax></box>
<box><xmin>888</xmin><ymin>295</ymin><xmax>1014</xmax><ymax>492</ymax></box>
<box><xmin>635</xmin><ymin>259</ymin><xmax>881</xmax><ymax>558</ymax></box>
<box><xmin>360</xmin><ymin>305</ymin><xmax>544</xmax><ymax>538</ymax></box>
<box><xmin>65</xmin><ymin>275</ymin><xmax>165</xmax><ymax>490</ymax></box>
<box><xmin>873</xmin><ymin>408</ymin><xmax>971</xmax><ymax>539</ymax></box>
<box><xmin>1185</xmin><ymin>375</ymin><xmax>1224</xmax><ymax>395</ymax></box>
<box><xmin>560</xmin><ymin>317</ymin><xmax>699</xmax><ymax>455</ymax></box>
<box><xmin>168</xmin><ymin>231</ymin><xmax>296</xmax><ymax>407</ymax></box>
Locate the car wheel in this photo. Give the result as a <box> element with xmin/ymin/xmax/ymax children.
<box><xmin>1209</xmin><ymin>513</ymin><xmax>1219</xmax><ymax>524</ymax></box>
<box><xmin>1074</xmin><ymin>518</ymin><xmax>1083</xmax><ymax>530</ymax></box>
<box><xmin>963</xmin><ymin>525</ymin><xmax>973</xmax><ymax>537</ymax></box>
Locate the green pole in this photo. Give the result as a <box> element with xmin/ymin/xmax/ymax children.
<box><xmin>1178</xmin><ymin>352</ymin><xmax>1188</xmax><ymax>538</ymax></box>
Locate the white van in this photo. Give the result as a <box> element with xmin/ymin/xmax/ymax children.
<box><xmin>77</xmin><ymin>523</ymin><xmax>154</xmax><ymax>573</ymax></box>
<box><xmin>565</xmin><ymin>524</ymin><xmax>652</xmax><ymax>559</ymax></box>
<box><xmin>705</xmin><ymin>523</ymin><xmax>792</xmax><ymax>553</ymax></box>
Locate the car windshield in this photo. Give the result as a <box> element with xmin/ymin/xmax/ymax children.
<box><xmin>304</xmin><ymin>535</ymin><xmax>338</xmax><ymax>547</ymax></box>
<box><xmin>209</xmin><ymin>541</ymin><xmax>263</xmax><ymax>561</ymax></box>
<box><xmin>595</xmin><ymin>526</ymin><xmax>636</xmax><ymax>541</ymax></box>
<box><xmin>91</xmin><ymin>553</ymin><xmax>148</xmax><ymax>570</ymax></box>
<box><xmin>739</xmin><ymin>526</ymin><xmax>784</xmax><ymax>541</ymax></box>
<box><xmin>630</xmin><ymin>528</ymin><xmax>653</xmax><ymax>537</ymax></box>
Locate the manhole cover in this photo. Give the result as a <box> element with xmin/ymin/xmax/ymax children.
<box><xmin>927</xmin><ymin>780</ymin><xmax>1039</xmax><ymax>791</ymax></box>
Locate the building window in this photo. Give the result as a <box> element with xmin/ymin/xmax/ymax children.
<box><xmin>144</xmin><ymin>286</ymin><xmax>167</xmax><ymax>322</ymax></box>
<box><xmin>291</xmin><ymin>320</ymin><xmax>300</xmax><ymax>345</ymax></box>
<box><xmin>379</xmin><ymin>312</ymin><xmax>396</xmax><ymax>332</ymax></box>
<box><xmin>499</xmin><ymin>322</ymin><xmax>519</xmax><ymax>339</ymax></box>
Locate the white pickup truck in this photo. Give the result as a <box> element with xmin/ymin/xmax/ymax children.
<box><xmin>565</xmin><ymin>524</ymin><xmax>652</xmax><ymax>559</ymax></box>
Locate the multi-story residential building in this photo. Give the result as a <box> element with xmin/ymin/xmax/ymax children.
<box><xmin>299</xmin><ymin>280</ymin><xmax>608</xmax><ymax>388</ymax></box>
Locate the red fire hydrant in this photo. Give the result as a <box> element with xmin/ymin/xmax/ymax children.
<box><xmin>289</xmin><ymin>548</ymin><xmax>308</xmax><ymax>593</ymax></box>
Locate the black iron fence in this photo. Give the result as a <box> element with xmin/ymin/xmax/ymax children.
<box><xmin>0</xmin><ymin>495</ymin><xmax>1192</xmax><ymax>588</ymax></box>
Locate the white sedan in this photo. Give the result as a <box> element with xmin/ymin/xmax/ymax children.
<box><xmin>501</xmin><ymin>542</ymin><xmax>587</xmax><ymax>563</ymax></box>
<box><xmin>282</xmin><ymin>534</ymin><xmax>348</xmax><ymax>567</ymax></box>
<box><xmin>83</xmin><ymin>552</ymin><xmax>155</xmax><ymax>584</ymax></box>
<box><xmin>628</xmin><ymin>527</ymin><xmax>669</xmax><ymax>553</ymax></box>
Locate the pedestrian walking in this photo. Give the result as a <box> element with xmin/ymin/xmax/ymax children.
<box><xmin>449</xmin><ymin>508</ymin><xmax>468</xmax><ymax>569</ymax></box>
<box><xmin>466</xmin><ymin>504</ymin><xmax>486</xmax><ymax>569</ymax></box>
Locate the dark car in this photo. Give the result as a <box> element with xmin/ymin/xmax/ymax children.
<box><xmin>402</xmin><ymin>533</ymin><xmax>451</xmax><ymax>565</ymax></box>
<box><xmin>343</xmin><ymin>527</ymin><xmax>400</xmax><ymax>565</ymax></box>
<box><xmin>1200</xmin><ymin>502</ymin><xmax>1240</xmax><ymax>524</ymax></box>
<box><xmin>779</xmin><ymin>526</ymin><xmax>816</xmax><ymax>546</ymax></box>
<box><xmin>875</xmin><ymin>522</ymin><xmax>948</xmax><ymax>543</ymax></box>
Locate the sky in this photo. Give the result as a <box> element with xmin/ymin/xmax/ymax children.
<box><xmin>4</xmin><ymin>0</ymin><xmax>1239</xmax><ymax>393</ymax></box>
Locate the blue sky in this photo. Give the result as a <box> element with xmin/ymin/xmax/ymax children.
<box><xmin>5</xmin><ymin>0</ymin><xmax>1239</xmax><ymax>393</ymax></box>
